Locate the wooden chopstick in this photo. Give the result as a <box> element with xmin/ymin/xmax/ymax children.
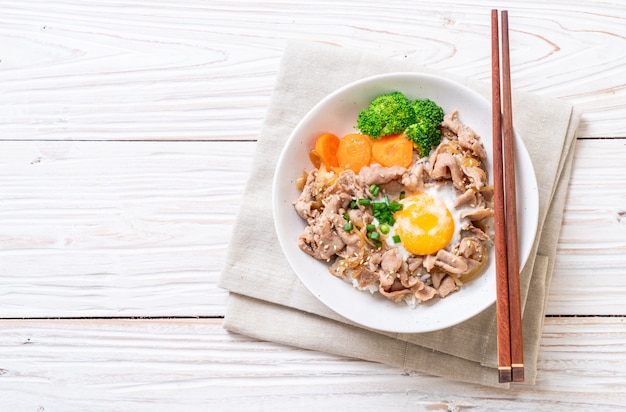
<box><xmin>491</xmin><ymin>9</ymin><xmax>511</xmax><ymax>384</ymax></box>
<box><xmin>491</xmin><ymin>9</ymin><xmax>524</xmax><ymax>384</ymax></box>
<box><xmin>500</xmin><ymin>10</ymin><xmax>524</xmax><ymax>383</ymax></box>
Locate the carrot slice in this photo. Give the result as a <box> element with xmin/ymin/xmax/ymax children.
<box><xmin>336</xmin><ymin>133</ymin><xmax>372</xmax><ymax>173</ymax></box>
<box><xmin>314</xmin><ymin>133</ymin><xmax>340</xmax><ymax>169</ymax></box>
<box><xmin>371</xmin><ymin>133</ymin><xmax>414</xmax><ymax>168</ymax></box>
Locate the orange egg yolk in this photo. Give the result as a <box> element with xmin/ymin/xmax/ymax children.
<box><xmin>394</xmin><ymin>192</ymin><xmax>454</xmax><ymax>255</ymax></box>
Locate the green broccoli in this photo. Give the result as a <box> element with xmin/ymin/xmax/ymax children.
<box><xmin>355</xmin><ymin>91</ymin><xmax>415</xmax><ymax>139</ymax></box>
<box><xmin>405</xmin><ymin>99</ymin><xmax>444</xmax><ymax>156</ymax></box>
<box><xmin>410</xmin><ymin>99</ymin><xmax>444</xmax><ymax>125</ymax></box>
<box><xmin>355</xmin><ymin>92</ymin><xmax>445</xmax><ymax>157</ymax></box>
<box><xmin>405</xmin><ymin>118</ymin><xmax>441</xmax><ymax>157</ymax></box>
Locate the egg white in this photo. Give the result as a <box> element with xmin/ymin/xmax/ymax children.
<box><xmin>380</xmin><ymin>183</ymin><xmax>485</xmax><ymax>260</ymax></box>
<box><xmin>385</xmin><ymin>223</ymin><xmax>411</xmax><ymax>260</ymax></box>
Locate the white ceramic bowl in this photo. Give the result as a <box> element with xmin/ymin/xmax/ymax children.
<box><xmin>273</xmin><ymin>73</ymin><xmax>538</xmax><ymax>333</ymax></box>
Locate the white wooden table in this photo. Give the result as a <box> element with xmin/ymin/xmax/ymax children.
<box><xmin>1</xmin><ymin>1</ymin><xmax>625</xmax><ymax>410</ymax></box>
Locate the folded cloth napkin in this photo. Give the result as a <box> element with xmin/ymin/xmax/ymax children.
<box><xmin>218</xmin><ymin>40</ymin><xmax>581</xmax><ymax>387</ymax></box>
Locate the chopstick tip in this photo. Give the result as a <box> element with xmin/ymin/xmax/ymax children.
<box><xmin>498</xmin><ymin>367</ymin><xmax>512</xmax><ymax>383</ymax></box>
<box><xmin>512</xmin><ymin>364</ymin><xmax>525</xmax><ymax>382</ymax></box>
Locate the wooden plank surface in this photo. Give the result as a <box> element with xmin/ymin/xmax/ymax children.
<box><xmin>0</xmin><ymin>1</ymin><xmax>624</xmax><ymax>141</ymax></box>
<box><xmin>550</xmin><ymin>139</ymin><xmax>626</xmax><ymax>314</ymax></box>
<box><xmin>1</xmin><ymin>318</ymin><xmax>625</xmax><ymax>411</ymax></box>
<box><xmin>0</xmin><ymin>141</ymin><xmax>255</xmax><ymax>317</ymax></box>
<box><xmin>0</xmin><ymin>139</ymin><xmax>624</xmax><ymax>317</ymax></box>
<box><xmin>1</xmin><ymin>0</ymin><xmax>626</xmax><ymax>408</ymax></box>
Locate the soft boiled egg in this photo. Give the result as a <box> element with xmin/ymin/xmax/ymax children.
<box><xmin>386</xmin><ymin>184</ymin><xmax>470</xmax><ymax>257</ymax></box>
<box><xmin>393</xmin><ymin>191</ymin><xmax>454</xmax><ymax>255</ymax></box>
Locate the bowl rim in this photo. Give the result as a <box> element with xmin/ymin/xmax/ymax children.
<box><xmin>272</xmin><ymin>71</ymin><xmax>539</xmax><ymax>333</ymax></box>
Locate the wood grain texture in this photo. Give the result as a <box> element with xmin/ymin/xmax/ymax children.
<box><xmin>549</xmin><ymin>139</ymin><xmax>626</xmax><ymax>314</ymax></box>
<box><xmin>1</xmin><ymin>1</ymin><xmax>625</xmax><ymax>406</ymax></box>
<box><xmin>0</xmin><ymin>141</ymin><xmax>255</xmax><ymax>317</ymax></box>
<box><xmin>0</xmin><ymin>139</ymin><xmax>624</xmax><ymax>317</ymax></box>
<box><xmin>0</xmin><ymin>318</ymin><xmax>625</xmax><ymax>411</ymax></box>
<box><xmin>0</xmin><ymin>1</ymin><xmax>624</xmax><ymax>140</ymax></box>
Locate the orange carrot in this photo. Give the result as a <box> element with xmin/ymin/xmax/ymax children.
<box><xmin>371</xmin><ymin>133</ymin><xmax>414</xmax><ymax>168</ymax></box>
<box><xmin>336</xmin><ymin>133</ymin><xmax>372</xmax><ymax>173</ymax></box>
<box><xmin>314</xmin><ymin>133</ymin><xmax>340</xmax><ymax>169</ymax></box>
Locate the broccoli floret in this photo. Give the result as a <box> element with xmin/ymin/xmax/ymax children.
<box><xmin>410</xmin><ymin>99</ymin><xmax>444</xmax><ymax>125</ymax></box>
<box><xmin>355</xmin><ymin>91</ymin><xmax>415</xmax><ymax>139</ymax></box>
<box><xmin>356</xmin><ymin>110</ymin><xmax>383</xmax><ymax>138</ymax></box>
<box><xmin>355</xmin><ymin>93</ymin><xmax>445</xmax><ymax>157</ymax></box>
<box><xmin>405</xmin><ymin>118</ymin><xmax>441</xmax><ymax>157</ymax></box>
<box><xmin>405</xmin><ymin>99</ymin><xmax>444</xmax><ymax>156</ymax></box>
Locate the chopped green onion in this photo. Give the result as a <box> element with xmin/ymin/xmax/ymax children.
<box><xmin>371</xmin><ymin>201</ymin><xmax>386</xmax><ymax>211</ymax></box>
<box><xmin>389</xmin><ymin>200</ymin><xmax>403</xmax><ymax>212</ymax></box>
<box><xmin>369</xmin><ymin>184</ymin><xmax>380</xmax><ymax>197</ymax></box>
<box><xmin>392</xmin><ymin>235</ymin><xmax>401</xmax><ymax>244</ymax></box>
<box><xmin>366</xmin><ymin>224</ymin><xmax>376</xmax><ymax>232</ymax></box>
<box><xmin>379</xmin><ymin>223</ymin><xmax>390</xmax><ymax>234</ymax></box>
<box><xmin>368</xmin><ymin>231</ymin><xmax>380</xmax><ymax>241</ymax></box>
<box><xmin>344</xmin><ymin>222</ymin><xmax>354</xmax><ymax>231</ymax></box>
<box><xmin>372</xmin><ymin>239</ymin><xmax>382</xmax><ymax>248</ymax></box>
<box><xmin>358</xmin><ymin>194</ymin><xmax>403</xmax><ymax>227</ymax></box>
<box><xmin>350</xmin><ymin>200</ymin><xmax>357</xmax><ymax>209</ymax></box>
<box><xmin>343</xmin><ymin>213</ymin><xmax>350</xmax><ymax>221</ymax></box>
<box><xmin>399</xmin><ymin>191</ymin><xmax>405</xmax><ymax>200</ymax></box>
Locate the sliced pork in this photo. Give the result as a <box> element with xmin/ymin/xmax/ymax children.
<box><xmin>293</xmin><ymin>109</ymin><xmax>493</xmax><ymax>307</ymax></box>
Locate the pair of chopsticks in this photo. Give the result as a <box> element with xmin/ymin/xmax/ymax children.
<box><xmin>491</xmin><ymin>9</ymin><xmax>524</xmax><ymax>384</ymax></box>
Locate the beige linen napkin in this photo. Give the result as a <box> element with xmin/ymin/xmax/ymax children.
<box><xmin>218</xmin><ymin>40</ymin><xmax>580</xmax><ymax>387</ymax></box>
